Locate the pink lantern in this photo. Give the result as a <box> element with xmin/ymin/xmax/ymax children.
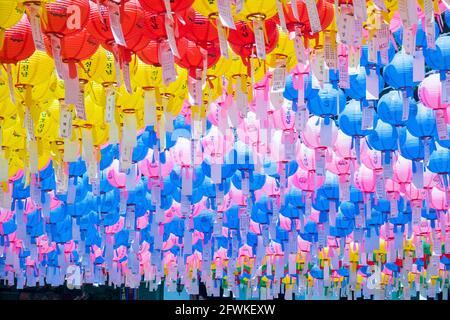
<box><xmin>138</xmin><ymin>149</ymin><xmax>174</xmax><ymax>179</ymax></box>
<box><xmin>333</xmin><ymin>130</ymin><xmax>356</xmax><ymax>160</ymax></box>
<box><xmin>106</xmin><ymin>159</ymin><xmax>140</xmax><ymax>188</ymax></box>
<box><xmin>418</xmin><ymin>73</ymin><xmax>450</xmax><ymax>136</ymax></box>
<box><xmin>201</xmin><ymin>125</ymin><xmax>234</xmax><ymax>164</ymax></box>
<box><xmin>430</xmin><ymin>187</ymin><xmax>449</xmax><ymax>212</ymax></box>
<box><xmin>392</xmin><ymin>155</ymin><xmax>413</xmax><ymax>193</ymax></box>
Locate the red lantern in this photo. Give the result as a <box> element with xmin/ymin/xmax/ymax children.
<box><xmin>136</xmin><ymin>40</ymin><xmax>161</xmax><ymax>66</ymax></box>
<box><xmin>174</xmin><ymin>37</ymin><xmax>220</xmax><ymax>78</ymax></box>
<box><xmin>44</xmin><ymin>28</ymin><xmax>99</xmax><ymax>76</ymax></box>
<box><xmin>42</xmin><ymin>0</ymin><xmax>90</xmax><ymax>36</ymax></box>
<box><xmin>283</xmin><ymin>0</ymin><xmax>334</xmax><ymax>35</ymax></box>
<box><xmin>87</xmin><ymin>0</ymin><xmax>149</xmax><ymax>51</ymax></box>
<box><xmin>227</xmin><ymin>17</ymin><xmax>279</xmax><ymax>62</ymax></box>
<box><xmin>0</xmin><ymin>16</ymin><xmax>35</xmax><ymax>64</ymax></box>
<box><xmin>143</xmin><ymin>10</ymin><xmax>185</xmax><ymax>42</ymax></box>
<box><xmin>138</xmin><ymin>0</ymin><xmax>194</xmax><ymax>15</ymax></box>
<box><xmin>178</xmin><ymin>8</ymin><xmax>218</xmax><ymax>46</ymax></box>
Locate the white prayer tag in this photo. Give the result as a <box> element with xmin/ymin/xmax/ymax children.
<box><xmin>64</xmin><ymin>75</ymin><xmax>80</xmax><ymax>105</ymax></box>
<box><xmin>276</xmin><ymin>0</ymin><xmax>287</xmax><ymax>32</ymax></box>
<box><xmin>413</xmin><ymin>50</ymin><xmax>425</xmax><ymax>81</ymax></box>
<box><xmin>75</xmin><ymin>85</ymin><xmax>87</xmax><ymax>120</ymax></box>
<box><xmin>165</xmin><ymin>15</ymin><xmax>179</xmax><ymax>57</ymax></box>
<box><xmin>441</xmin><ymin>77</ymin><xmax>450</xmax><ymax>104</ymax></box>
<box><xmin>339</xmin><ymin>55</ymin><xmax>350</xmax><ymax>88</ymax></box>
<box><xmin>402</xmin><ymin>27</ymin><xmax>415</xmax><ymax>56</ymax></box>
<box><xmin>217</xmin><ymin>20</ymin><xmax>230</xmax><ymax>59</ymax></box>
<box><xmin>59</xmin><ymin>103</ymin><xmax>72</xmax><ymax>139</ymax></box>
<box><xmin>293</xmin><ymin>32</ymin><xmax>307</xmax><ymax>64</ymax></box>
<box><xmin>362</xmin><ymin>105</ymin><xmax>374</xmax><ymax>130</ymax></box>
<box><xmin>144</xmin><ymin>90</ymin><xmax>157</xmax><ymax>126</ymax></box>
<box><xmin>253</xmin><ymin>19</ymin><xmax>266</xmax><ymax>60</ymax></box>
<box><xmin>217</xmin><ymin>0</ymin><xmax>236</xmax><ymax>29</ymax></box>
<box><xmin>105</xmin><ymin>87</ymin><xmax>116</xmax><ymax>123</ymax></box>
<box><xmin>159</xmin><ymin>41</ymin><xmax>177</xmax><ymax>85</ymax></box>
<box><xmin>366</xmin><ymin>69</ymin><xmax>379</xmax><ymax>100</ymax></box>
<box><xmin>0</xmin><ymin>153</ymin><xmax>7</xmax><ymax>182</ymax></box>
<box><xmin>122</xmin><ymin>63</ymin><xmax>132</xmax><ymax>94</ymax></box>
<box><xmin>50</xmin><ymin>36</ymin><xmax>68</xmax><ymax>80</ymax></box>
<box><xmin>353</xmin><ymin>0</ymin><xmax>367</xmax><ymax>22</ymax></box>
<box><xmin>272</xmin><ymin>67</ymin><xmax>286</xmax><ymax>92</ymax></box>
<box><xmin>107</xmin><ymin>2</ymin><xmax>126</xmax><ymax>46</ymax></box>
<box><xmin>291</xmin><ymin>0</ymin><xmax>299</xmax><ymax>20</ymax></box>
<box><xmin>63</xmin><ymin>138</ymin><xmax>78</xmax><ymax>162</ymax></box>
<box><xmin>28</xmin><ymin>4</ymin><xmax>45</xmax><ymax>51</ymax></box>
<box><xmin>24</xmin><ymin>107</ymin><xmax>35</xmax><ymax>141</ymax></box>
<box><xmin>368</xmin><ymin>40</ymin><xmax>377</xmax><ymax>63</ymax></box>
<box><xmin>435</xmin><ymin>109</ymin><xmax>449</xmax><ymax>141</ymax></box>
<box><xmin>305</xmin><ymin>0</ymin><xmax>322</xmax><ymax>34</ymax></box>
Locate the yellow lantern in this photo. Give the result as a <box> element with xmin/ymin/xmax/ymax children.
<box><xmin>236</xmin><ymin>0</ymin><xmax>277</xmax><ymax>22</ymax></box>
<box><xmin>0</xmin><ymin>1</ymin><xmax>25</xmax><ymax>48</ymax></box>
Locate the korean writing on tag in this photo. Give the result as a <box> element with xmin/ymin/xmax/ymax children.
<box><xmin>390</xmin><ymin>198</ymin><xmax>398</xmax><ymax>218</ymax></box>
<box><xmin>324</xmin><ymin>32</ymin><xmax>338</xmax><ymax>70</ymax></box>
<box><xmin>75</xmin><ymin>85</ymin><xmax>87</xmax><ymax>120</ymax></box>
<box><xmin>376</xmin><ymin>24</ymin><xmax>390</xmax><ymax>51</ymax></box>
<box><xmin>315</xmin><ymin>148</ymin><xmax>326</xmax><ymax>177</ymax></box>
<box><xmin>441</xmin><ymin>76</ymin><xmax>450</xmax><ymax>105</ymax></box>
<box><xmin>362</xmin><ymin>104</ymin><xmax>374</xmax><ymax>130</ymax></box>
<box><xmin>353</xmin><ymin>0</ymin><xmax>367</xmax><ymax>22</ymax></box>
<box><xmin>435</xmin><ymin>109</ymin><xmax>449</xmax><ymax>140</ymax></box>
<box><xmin>159</xmin><ymin>41</ymin><xmax>177</xmax><ymax>85</ymax></box>
<box><xmin>50</xmin><ymin>36</ymin><xmax>68</xmax><ymax>80</ymax></box>
<box><xmin>188</xmin><ymin>76</ymin><xmax>203</xmax><ymax>107</ymax></box>
<box><xmin>352</xmin><ymin>18</ymin><xmax>363</xmax><ymax>46</ymax></box>
<box><xmin>165</xmin><ymin>15</ymin><xmax>179</xmax><ymax>58</ymax></box>
<box><xmin>311</xmin><ymin>49</ymin><xmax>325</xmax><ymax>88</ymax></box>
<box><xmin>338</xmin><ymin>13</ymin><xmax>354</xmax><ymax>45</ymax></box>
<box><xmin>412</xmin><ymin>206</ymin><xmax>421</xmax><ymax>226</ymax></box>
<box><xmin>24</xmin><ymin>107</ymin><xmax>35</xmax><ymax>141</ymax></box>
<box><xmin>271</xmin><ymin>66</ymin><xmax>286</xmax><ymax>92</ymax></box>
<box><xmin>28</xmin><ymin>4</ymin><xmax>45</xmax><ymax>51</ymax></box>
<box><xmin>402</xmin><ymin>26</ymin><xmax>415</xmax><ymax>55</ymax></box>
<box><xmin>375</xmin><ymin>172</ymin><xmax>385</xmax><ymax>198</ymax></box>
<box><xmin>275</xmin><ymin>0</ymin><xmax>287</xmax><ymax>32</ymax></box>
<box><xmin>253</xmin><ymin>19</ymin><xmax>266</xmax><ymax>60</ymax></box>
<box><xmin>122</xmin><ymin>63</ymin><xmax>132</xmax><ymax>94</ymax></box>
<box><xmin>217</xmin><ymin>0</ymin><xmax>235</xmax><ymax>29</ymax></box>
<box><xmin>107</xmin><ymin>2</ymin><xmax>126</xmax><ymax>46</ymax></box>
<box><xmin>293</xmin><ymin>31</ymin><xmax>307</xmax><ymax>64</ymax></box>
<box><xmin>368</xmin><ymin>39</ymin><xmax>378</xmax><ymax>63</ymax></box>
<box><xmin>105</xmin><ymin>87</ymin><xmax>115</xmax><ymax>123</ymax></box>
<box><xmin>401</xmin><ymin>91</ymin><xmax>410</xmax><ymax>121</ymax></box>
<box><xmin>125</xmin><ymin>205</ymin><xmax>136</xmax><ymax>230</ymax></box>
<box><xmin>217</xmin><ymin>19</ymin><xmax>230</xmax><ymax>59</ymax></box>
<box><xmin>305</xmin><ymin>0</ymin><xmax>322</xmax><ymax>34</ymax></box>
<box><xmin>424</xmin><ymin>0</ymin><xmax>435</xmax><ymax>49</ymax></box>
<box><xmin>283</xmin><ymin>131</ymin><xmax>296</xmax><ymax>160</ymax></box>
<box><xmin>64</xmin><ymin>75</ymin><xmax>80</xmax><ymax>105</ymax></box>
<box><xmin>59</xmin><ymin>103</ymin><xmax>72</xmax><ymax>138</ymax></box>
